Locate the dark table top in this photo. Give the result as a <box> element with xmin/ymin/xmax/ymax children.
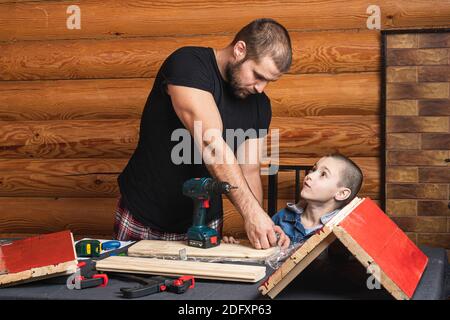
<box><xmin>0</xmin><ymin>245</ymin><xmax>447</xmax><ymax>300</ymax></box>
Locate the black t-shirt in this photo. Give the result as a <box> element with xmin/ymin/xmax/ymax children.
<box><xmin>118</xmin><ymin>46</ymin><xmax>272</xmax><ymax>233</ymax></box>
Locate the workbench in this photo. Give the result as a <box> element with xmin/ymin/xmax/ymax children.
<box><xmin>0</xmin><ymin>246</ymin><xmax>447</xmax><ymax>300</ymax></box>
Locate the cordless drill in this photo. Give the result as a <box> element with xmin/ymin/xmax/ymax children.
<box><xmin>182</xmin><ymin>177</ymin><xmax>236</xmax><ymax>249</ymax></box>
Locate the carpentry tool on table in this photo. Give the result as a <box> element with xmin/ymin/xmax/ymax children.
<box><xmin>75</xmin><ymin>240</ymin><xmax>101</xmax><ymax>258</ymax></box>
<box><xmin>111</xmin><ymin>273</ymin><xmax>195</xmax><ymax>298</ymax></box>
<box><xmin>75</xmin><ymin>240</ymin><xmax>121</xmax><ymax>258</ymax></box>
<box><xmin>183</xmin><ymin>177</ymin><xmax>236</xmax><ymax>249</ymax></box>
<box><xmin>67</xmin><ymin>261</ymin><xmax>108</xmax><ymax>289</ymax></box>
<box><xmin>101</xmin><ymin>240</ymin><xmax>121</xmax><ymax>251</ymax></box>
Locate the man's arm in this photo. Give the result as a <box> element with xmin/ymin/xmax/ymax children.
<box><xmin>167</xmin><ymin>84</ymin><xmax>277</xmax><ymax>249</ymax></box>
<box><xmin>237</xmin><ymin>137</ymin><xmax>290</xmax><ymax>248</ymax></box>
<box><xmin>237</xmin><ymin>137</ymin><xmax>264</xmax><ymax>206</ymax></box>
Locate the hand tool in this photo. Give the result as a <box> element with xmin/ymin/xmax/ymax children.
<box><xmin>111</xmin><ymin>273</ymin><xmax>195</xmax><ymax>298</ymax></box>
<box><xmin>67</xmin><ymin>261</ymin><xmax>108</xmax><ymax>289</ymax></box>
<box><xmin>182</xmin><ymin>177</ymin><xmax>236</xmax><ymax>248</ymax></box>
<box><xmin>75</xmin><ymin>240</ymin><xmax>101</xmax><ymax>258</ymax></box>
<box><xmin>101</xmin><ymin>240</ymin><xmax>121</xmax><ymax>251</ymax></box>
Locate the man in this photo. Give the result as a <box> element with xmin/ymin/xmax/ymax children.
<box><xmin>114</xmin><ymin>18</ymin><xmax>292</xmax><ymax>249</ymax></box>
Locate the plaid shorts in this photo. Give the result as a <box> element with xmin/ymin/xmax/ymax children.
<box><xmin>113</xmin><ymin>197</ymin><xmax>223</xmax><ymax>241</ymax></box>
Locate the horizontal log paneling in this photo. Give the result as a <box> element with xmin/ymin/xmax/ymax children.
<box><xmin>0</xmin><ymin>79</ymin><xmax>149</xmax><ymax>121</ymax></box>
<box><xmin>266</xmin><ymin>73</ymin><xmax>379</xmax><ymax>116</ymax></box>
<box><xmin>0</xmin><ymin>73</ymin><xmax>379</xmax><ymax>121</ymax></box>
<box><xmin>0</xmin><ymin>158</ymin><xmax>124</xmax><ymax>197</ymax></box>
<box><xmin>0</xmin><ymin>115</ymin><xmax>379</xmax><ymax>159</ymax></box>
<box><xmin>270</xmin><ymin>116</ymin><xmax>379</xmax><ymax>157</ymax></box>
<box><xmin>0</xmin><ymin>197</ymin><xmax>117</xmax><ymax>236</ymax></box>
<box><xmin>0</xmin><ymin>119</ymin><xmax>139</xmax><ymax>159</ymax></box>
<box><xmin>0</xmin><ymin>31</ymin><xmax>380</xmax><ymax>81</ymax></box>
<box><xmin>0</xmin><ymin>157</ymin><xmax>379</xmax><ymax>198</ymax></box>
<box><xmin>1</xmin><ymin>1</ymin><xmax>449</xmax><ymax>41</ymax></box>
<box><xmin>0</xmin><ymin>0</ymin><xmax>450</xmax><ymax>41</ymax></box>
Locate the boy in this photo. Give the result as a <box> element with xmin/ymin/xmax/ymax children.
<box><xmin>223</xmin><ymin>153</ymin><xmax>363</xmax><ymax>246</ymax></box>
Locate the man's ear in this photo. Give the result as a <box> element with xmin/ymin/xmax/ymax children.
<box><xmin>334</xmin><ymin>187</ymin><xmax>351</xmax><ymax>202</ymax></box>
<box><xmin>233</xmin><ymin>41</ymin><xmax>247</xmax><ymax>62</ymax></box>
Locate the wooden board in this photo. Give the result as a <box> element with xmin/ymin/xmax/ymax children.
<box><xmin>337</xmin><ymin>198</ymin><xmax>428</xmax><ymax>299</ymax></box>
<box><xmin>259</xmin><ymin>226</ymin><xmax>337</xmax><ymax>298</ymax></box>
<box><xmin>0</xmin><ymin>230</ymin><xmax>78</xmax><ymax>287</ymax></box>
<box><xmin>0</xmin><ymin>116</ymin><xmax>378</xmax><ymax>160</ymax></box>
<box><xmin>1</xmin><ymin>1</ymin><xmax>450</xmax><ymax>41</ymax></box>
<box><xmin>0</xmin><ymin>73</ymin><xmax>380</xmax><ymax>123</ymax></box>
<box><xmin>96</xmin><ymin>256</ymin><xmax>266</xmax><ymax>283</ymax></box>
<box><xmin>127</xmin><ymin>240</ymin><xmax>278</xmax><ymax>261</ymax></box>
<box><xmin>258</xmin><ymin>198</ymin><xmax>428</xmax><ymax>300</ymax></box>
<box><xmin>0</xmin><ymin>31</ymin><xmax>379</xmax><ymax>81</ymax></box>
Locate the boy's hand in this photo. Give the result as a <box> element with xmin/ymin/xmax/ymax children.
<box><xmin>222</xmin><ymin>236</ymin><xmax>240</xmax><ymax>244</ymax></box>
<box><xmin>273</xmin><ymin>225</ymin><xmax>290</xmax><ymax>249</ymax></box>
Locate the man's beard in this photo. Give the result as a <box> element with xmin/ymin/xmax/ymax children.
<box><xmin>225</xmin><ymin>61</ymin><xmax>251</xmax><ymax>99</ymax></box>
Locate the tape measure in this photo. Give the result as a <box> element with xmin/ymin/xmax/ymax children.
<box><xmin>75</xmin><ymin>240</ymin><xmax>101</xmax><ymax>258</ymax></box>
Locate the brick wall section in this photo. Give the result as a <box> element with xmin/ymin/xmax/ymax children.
<box><xmin>386</xmin><ymin>32</ymin><xmax>450</xmax><ymax>260</ymax></box>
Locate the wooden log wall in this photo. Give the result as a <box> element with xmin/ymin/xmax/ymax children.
<box><xmin>0</xmin><ymin>1</ymin><xmax>449</xmax><ymax>244</ymax></box>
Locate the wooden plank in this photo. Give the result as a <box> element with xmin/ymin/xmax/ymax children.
<box><xmin>0</xmin><ymin>31</ymin><xmax>379</xmax><ymax>81</ymax></box>
<box><xmin>387</xmin><ymin>48</ymin><xmax>448</xmax><ymax>66</ymax></box>
<box><xmin>387</xmin><ymin>83</ymin><xmax>449</xmax><ymax>100</ymax></box>
<box><xmin>259</xmin><ymin>227</ymin><xmax>336</xmax><ymax>297</ymax></box>
<box><xmin>0</xmin><ymin>230</ymin><xmax>78</xmax><ymax>287</ymax></box>
<box><xmin>387</xmin><ymin>183</ymin><xmax>448</xmax><ymax>200</ymax></box>
<box><xmin>127</xmin><ymin>240</ymin><xmax>277</xmax><ymax>261</ymax></box>
<box><xmin>421</xmin><ymin>134</ymin><xmax>450</xmax><ymax>150</ymax></box>
<box><xmin>95</xmin><ymin>256</ymin><xmax>266</xmax><ymax>282</ymax></box>
<box><xmin>0</xmin><ymin>116</ymin><xmax>378</xmax><ymax>159</ymax></box>
<box><xmin>387</xmin><ymin>150</ymin><xmax>448</xmax><ymax>166</ymax></box>
<box><xmin>417</xmin><ymin>200</ymin><xmax>450</xmax><ymax>217</ymax></box>
<box><xmin>387</xmin><ymin>100</ymin><xmax>418</xmax><ymax>116</ymax></box>
<box><xmin>0</xmin><ymin>79</ymin><xmax>148</xmax><ymax>121</ymax></box>
<box><xmin>1</xmin><ymin>1</ymin><xmax>450</xmax><ymax>41</ymax></box>
<box><xmin>0</xmin><ymin>155</ymin><xmax>379</xmax><ymax>197</ymax></box>
<box><xmin>269</xmin><ymin>116</ymin><xmax>379</xmax><ymax>158</ymax></box>
<box><xmin>0</xmin><ymin>158</ymin><xmax>124</xmax><ymax>197</ymax></box>
<box><xmin>259</xmin><ymin>197</ymin><xmax>363</xmax><ymax>297</ymax></box>
<box><xmin>0</xmin><ymin>73</ymin><xmax>379</xmax><ymax>121</ymax></box>
<box><xmin>387</xmin><ymin>116</ymin><xmax>449</xmax><ymax>133</ymax></box>
<box><xmin>419</xmin><ymin>33</ymin><xmax>450</xmax><ymax>48</ymax></box>
<box><xmin>333</xmin><ymin>226</ymin><xmax>408</xmax><ymax>300</ymax></box>
<box><xmin>259</xmin><ymin>198</ymin><xmax>428</xmax><ymax>299</ymax></box>
<box><xmin>0</xmin><ymin>197</ymin><xmax>117</xmax><ymax>236</ymax></box>
<box><xmin>391</xmin><ymin>216</ymin><xmax>447</xmax><ymax>233</ymax></box>
<box><xmin>386</xmin><ymin>199</ymin><xmax>417</xmax><ymax>217</ymax></box>
<box><xmin>267</xmin><ymin>73</ymin><xmax>379</xmax><ymax>117</ymax></box>
<box><xmin>419</xmin><ymin>99</ymin><xmax>450</xmax><ymax>116</ymax></box>
<box><xmin>338</xmin><ymin>198</ymin><xmax>428</xmax><ymax>299</ymax></box>
<box><xmin>0</xmin><ymin>119</ymin><xmax>139</xmax><ymax>159</ymax></box>
<box><xmin>418</xmin><ymin>66</ymin><xmax>450</xmax><ymax>82</ymax></box>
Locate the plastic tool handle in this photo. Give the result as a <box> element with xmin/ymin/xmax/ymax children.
<box><xmin>101</xmin><ymin>240</ymin><xmax>121</xmax><ymax>251</ymax></box>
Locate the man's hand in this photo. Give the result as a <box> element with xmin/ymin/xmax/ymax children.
<box><xmin>244</xmin><ymin>208</ymin><xmax>278</xmax><ymax>249</ymax></box>
<box><xmin>273</xmin><ymin>225</ymin><xmax>290</xmax><ymax>249</ymax></box>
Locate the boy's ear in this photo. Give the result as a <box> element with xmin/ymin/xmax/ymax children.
<box><xmin>334</xmin><ymin>187</ymin><xmax>351</xmax><ymax>202</ymax></box>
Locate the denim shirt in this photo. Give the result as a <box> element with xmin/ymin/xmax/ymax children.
<box><xmin>272</xmin><ymin>203</ymin><xmax>340</xmax><ymax>244</ymax></box>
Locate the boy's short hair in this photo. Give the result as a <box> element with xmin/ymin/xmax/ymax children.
<box><xmin>326</xmin><ymin>153</ymin><xmax>363</xmax><ymax>208</ymax></box>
